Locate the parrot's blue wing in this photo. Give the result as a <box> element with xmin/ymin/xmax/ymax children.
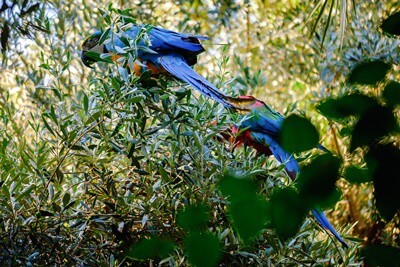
<box><xmin>155</xmin><ymin>53</ymin><xmax>235</xmax><ymax>109</ymax></box>
<box><xmin>244</xmin><ymin>113</ymin><xmax>328</xmax><ymax>153</ymax></box>
<box><xmin>249</xmin><ymin>131</ymin><xmax>299</xmax><ymax>178</ymax></box>
<box><xmin>119</xmin><ymin>25</ymin><xmax>208</xmax><ymax>55</ymax></box>
<box><xmin>149</xmin><ymin>26</ymin><xmax>208</xmax><ymax>54</ymax></box>
<box><xmin>151</xmin><ymin>26</ymin><xmax>209</xmax><ymax>41</ymax></box>
<box><xmin>312</xmin><ymin>208</ymin><xmax>349</xmax><ymax>248</ymax></box>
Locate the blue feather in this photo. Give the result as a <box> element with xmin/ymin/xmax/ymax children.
<box><xmin>148</xmin><ymin>26</ymin><xmax>208</xmax><ymax>53</ymax></box>
<box><xmin>154</xmin><ymin>53</ymin><xmax>235</xmax><ymax>109</ymax></box>
<box><xmin>249</xmin><ymin>132</ymin><xmax>299</xmax><ymax>175</ymax></box>
<box><xmin>312</xmin><ymin>208</ymin><xmax>349</xmax><ymax>248</ymax></box>
<box><xmin>105</xmin><ymin>25</ymin><xmax>208</xmax><ymax>57</ymax></box>
<box><xmin>101</xmin><ymin>25</ymin><xmax>233</xmax><ymax>108</ymax></box>
<box><xmin>241</xmin><ymin>113</ymin><xmax>283</xmax><ymax>138</ymax></box>
<box><xmin>247</xmin><ymin>131</ymin><xmax>348</xmax><ymax>247</ymax></box>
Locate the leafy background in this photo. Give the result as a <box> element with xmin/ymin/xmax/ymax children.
<box><xmin>0</xmin><ymin>0</ymin><xmax>399</xmax><ymax>266</ymax></box>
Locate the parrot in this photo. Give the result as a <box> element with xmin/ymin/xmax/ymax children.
<box><xmin>81</xmin><ymin>24</ymin><xmax>236</xmax><ymax>109</ymax></box>
<box><xmin>81</xmin><ymin>24</ymin><xmax>348</xmax><ymax>248</ymax></box>
<box><xmin>218</xmin><ymin>95</ymin><xmax>349</xmax><ymax>248</ymax></box>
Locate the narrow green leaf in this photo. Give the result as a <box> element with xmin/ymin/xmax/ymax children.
<box><xmin>84</xmin><ymin>51</ymin><xmax>113</xmax><ymax>63</ymax></box>
<box><xmin>83</xmin><ymin>93</ymin><xmax>89</xmax><ymax>113</ymax></box>
<box><xmin>42</xmin><ymin>116</ymin><xmax>57</xmax><ymax>137</ymax></box>
<box><xmin>62</xmin><ymin>193</ymin><xmax>71</xmax><ymax>207</ymax></box>
<box><xmin>85</xmin><ymin>111</ymin><xmax>103</xmax><ymax>124</ymax></box>
<box><xmin>99</xmin><ymin>28</ymin><xmax>111</xmax><ymax>45</ymax></box>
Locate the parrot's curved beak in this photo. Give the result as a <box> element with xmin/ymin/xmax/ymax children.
<box><xmin>81</xmin><ymin>51</ymin><xmax>95</xmax><ymax>69</ymax></box>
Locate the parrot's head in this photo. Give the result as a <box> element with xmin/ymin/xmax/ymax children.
<box><xmin>81</xmin><ymin>31</ymin><xmax>106</xmax><ymax>68</ymax></box>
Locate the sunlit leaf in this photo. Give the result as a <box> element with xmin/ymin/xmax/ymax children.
<box><xmin>118</xmin><ymin>66</ymin><xmax>129</xmax><ymax>81</ymax></box>
<box><xmin>121</xmin><ymin>95</ymin><xmax>144</xmax><ymax>104</ymax></box>
<box><xmin>85</xmin><ymin>110</ymin><xmax>103</xmax><ymax>124</ymax></box>
<box><xmin>99</xmin><ymin>28</ymin><xmax>111</xmax><ymax>45</ymax></box>
<box><xmin>279</xmin><ymin>114</ymin><xmax>319</xmax><ymax>153</ymax></box>
<box><xmin>348</xmin><ymin>60</ymin><xmax>391</xmax><ymax>86</ymax></box>
<box><xmin>138</xmin><ymin>45</ymin><xmax>158</xmax><ymax>54</ymax></box>
<box><xmin>42</xmin><ymin>116</ymin><xmax>57</xmax><ymax>137</ymax></box>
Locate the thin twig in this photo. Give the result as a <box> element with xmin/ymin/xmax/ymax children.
<box><xmin>330</xmin><ymin>123</ymin><xmax>343</xmax><ymax>159</ymax></box>
<box><xmin>42</xmin><ymin>118</ymin><xmax>105</xmax><ymax>196</ymax></box>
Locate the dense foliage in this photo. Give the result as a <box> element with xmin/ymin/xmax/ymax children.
<box><xmin>1</xmin><ymin>0</ymin><xmax>399</xmax><ymax>266</ymax></box>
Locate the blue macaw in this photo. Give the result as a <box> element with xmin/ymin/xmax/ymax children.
<box><xmin>81</xmin><ymin>25</ymin><xmax>236</xmax><ymax>109</ymax></box>
<box><xmin>82</xmin><ymin>24</ymin><xmax>348</xmax><ymax>248</ymax></box>
<box><xmin>219</xmin><ymin>95</ymin><xmax>349</xmax><ymax>248</ymax></box>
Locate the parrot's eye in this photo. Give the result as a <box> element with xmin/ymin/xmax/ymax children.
<box><xmin>88</xmin><ymin>38</ymin><xmax>98</xmax><ymax>48</ymax></box>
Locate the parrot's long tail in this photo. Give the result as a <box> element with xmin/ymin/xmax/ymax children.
<box><xmin>158</xmin><ymin>54</ymin><xmax>236</xmax><ymax>109</ymax></box>
<box><xmin>266</xmin><ymin>142</ymin><xmax>348</xmax><ymax>248</ymax></box>
<box><xmin>312</xmin><ymin>208</ymin><xmax>348</xmax><ymax>248</ymax></box>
